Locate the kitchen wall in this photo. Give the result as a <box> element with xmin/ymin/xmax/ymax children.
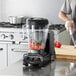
<box><xmin>1</xmin><ymin>0</ymin><xmax>64</xmax><ymax>24</ymax></box>
<box><xmin>0</xmin><ymin>0</ymin><xmax>2</xmax><ymax>22</ymax></box>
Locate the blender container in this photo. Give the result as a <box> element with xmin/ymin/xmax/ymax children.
<box><xmin>23</xmin><ymin>18</ymin><xmax>55</xmax><ymax>67</ymax></box>
<box><xmin>26</xmin><ymin>18</ymin><xmax>49</xmax><ymax>53</ymax></box>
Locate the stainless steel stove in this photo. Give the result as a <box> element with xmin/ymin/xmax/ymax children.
<box><xmin>0</xmin><ymin>22</ymin><xmax>29</xmax><ymax>69</ymax></box>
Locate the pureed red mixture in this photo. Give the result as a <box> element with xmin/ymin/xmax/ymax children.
<box><xmin>29</xmin><ymin>40</ymin><xmax>44</xmax><ymax>50</ymax></box>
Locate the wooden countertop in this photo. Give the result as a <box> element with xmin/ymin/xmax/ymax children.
<box><xmin>55</xmin><ymin>45</ymin><xmax>76</xmax><ymax>62</ymax></box>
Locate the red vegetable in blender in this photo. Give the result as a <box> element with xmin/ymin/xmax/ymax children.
<box><xmin>29</xmin><ymin>41</ymin><xmax>44</xmax><ymax>50</ymax></box>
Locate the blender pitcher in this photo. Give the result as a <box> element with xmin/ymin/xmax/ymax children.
<box><xmin>23</xmin><ymin>18</ymin><xmax>56</xmax><ymax>67</ymax></box>
<box><xmin>26</xmin><ymin>18</ymin><xmax>49</xmax><ymax>53</ymax></box>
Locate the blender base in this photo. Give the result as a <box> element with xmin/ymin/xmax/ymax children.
<box><xmin>23</xmin><ymin>53</ymin><xmax>52</xmax><ymax>67</ymax></box>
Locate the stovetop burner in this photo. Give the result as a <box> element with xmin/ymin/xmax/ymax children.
<box><xmin>49</xmin><ymin>24</ymin><xmax>66</xmax><ymax>32</ymax></box>
<box><xmin>0</xmin><ymin>22</ymin><xmax>25</xmax><ymax>28</ymax></box>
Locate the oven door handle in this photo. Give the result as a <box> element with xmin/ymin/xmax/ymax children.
<box><xmin>11</xmin><ymin>48</ymin><xmax>28</xmax><ymax>52</ymax></box>
<box><xmin>0</xmin><ymin>48</ymin><xmax>3</xmax><ymax>51</ymax></box>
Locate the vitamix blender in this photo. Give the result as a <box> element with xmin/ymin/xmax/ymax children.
<box><xmin>23</xmin><ymin>17</ymin><xmax>55</xmax><ymax>67</ymax></box>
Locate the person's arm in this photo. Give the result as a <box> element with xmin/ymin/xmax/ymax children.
<box><xmin>58</xmin><ymin>11</ymin><xmax>71</xmax><ymax>23</ymax></box>
<box><xmin>59</xmin><ymin>11</ymin><xmax>74</xmax><ymax>32</ymax></box>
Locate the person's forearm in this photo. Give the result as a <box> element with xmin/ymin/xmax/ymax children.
<box><xmin>59</xmin><ymin>11</ymin><xmax>71</xmax><ymax>23</ymax></box>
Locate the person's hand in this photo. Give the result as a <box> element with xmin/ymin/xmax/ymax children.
<box><xmin>65</xmin><ymin>20</ymin><xmax>75</xmax><ymax>33</ymax></box>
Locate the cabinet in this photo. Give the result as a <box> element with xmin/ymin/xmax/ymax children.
<box><xmin>0</xmin><ymin>44</ymin><xmax>7</xmax><ymax>70</ymax></box>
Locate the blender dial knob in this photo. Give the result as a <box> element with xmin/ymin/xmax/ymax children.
<box><xmin>9</xmin><ymin>34</ymin><xmax>14</xmax><ymax>39</ymax></box>
<box><xmin>1</xmin><ymin>34</ymin><xmax>6</xmax><ymax>39</ymax></box>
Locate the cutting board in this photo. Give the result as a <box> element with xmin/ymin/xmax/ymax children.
<box><xmin>55</xmin><ymin>45</ymin><xmax>76</xmax><ymax>61</ymax></box>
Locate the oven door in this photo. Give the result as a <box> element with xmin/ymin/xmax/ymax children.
<box><xmin>8</xmin><ymin>43</ymin><xmax>30</xmax><ymax>66</ymax></box>
<box><xmin>0</xmin><ymin>43</ymin><xmax>7</xmax><ymax>70</ymax></box>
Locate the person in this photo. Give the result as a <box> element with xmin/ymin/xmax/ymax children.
<box><xmin>58</xmin><ymin>0</ymin><xmax>76</xmax><ymax>47</ymax></box>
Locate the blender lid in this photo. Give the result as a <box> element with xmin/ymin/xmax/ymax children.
<box><xmin>28</xmin><ymin>17</ymin><xmax>49</xmax><ymax>29</ymax></box>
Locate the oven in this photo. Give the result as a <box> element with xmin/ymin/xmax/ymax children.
<box><xmin>7</xmin><ymin>43</ymin><xmax>30</xmax><ymax>66</ymax></box>
<box><xmin>0</xmin><ymin>43</ymin><xmax>7</xmax><ymax>70</ymax></box>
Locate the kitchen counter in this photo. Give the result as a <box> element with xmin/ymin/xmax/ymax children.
<box><xmin>0</xmin><ymin>60</ymin><xmax>76</xmax><ymax>76</ymax></box>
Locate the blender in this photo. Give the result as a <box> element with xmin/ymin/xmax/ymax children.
<box><xmin>23</xmin><ymin>17</ymin><xmax>55</xmax><ymax>67</ymax></box>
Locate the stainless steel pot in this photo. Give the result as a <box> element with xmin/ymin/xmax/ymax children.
<box><xmin>9</xmin><ymin>16</ymin><xmax>24</xmax><ymax>24</ymax></box>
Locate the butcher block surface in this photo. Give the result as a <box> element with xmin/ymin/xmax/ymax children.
<box><xmin>55</xmin><ymin>45</ymin><xmax>76</xmax><ymax>61</ymax></box>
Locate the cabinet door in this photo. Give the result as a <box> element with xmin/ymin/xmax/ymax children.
<box><xmin>8</xmin><ymin>43</ymin><xmax>29</xmax><ymax>66</ymax></box>
<box><xmin>0</xmin><ymin>44</ymin><xmax>7</xmax><ymax>70</ymax></box>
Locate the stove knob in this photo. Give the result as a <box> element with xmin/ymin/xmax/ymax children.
<box><xmin>9</xmin><ymin>34</ymin><xmax>14</xmax><ymax>39</ymax></box>
<box><xmin>22</xmin><ymin>36</ymin><xmax>28</xmax><ymax>40</ymax></box>
<box><xmin>1</xmin><ymin>34</ymin><xmax>6</xmax><ymax>39</ymax></box>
